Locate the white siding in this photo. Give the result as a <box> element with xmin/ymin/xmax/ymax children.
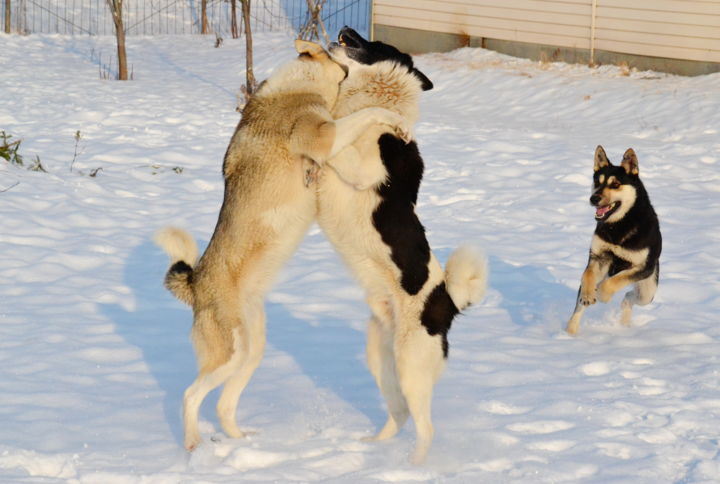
<box><xmin>373</xmin><ymin>0</ymin><xmax>720</xmax><ymax>63</ymax></box>
<box><xmin>594</xmin><ymin>1</ymin><xmax>720</xmax><ymax>62</ymax></box>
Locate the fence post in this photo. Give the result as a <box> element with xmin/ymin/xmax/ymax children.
<box><xmin>368</xmin><ymin>0</ymin><xmax>374</xmax><ymax>40</ymax></box>
<box><xmin>4</xmin><ymin>0</ymin><xmax>10</xmax><ymax>33</ymax></box>
<box><xmin>201</xmin><ymin>0</ymin><xmax>208</xmax><ymax>34</ymax></box>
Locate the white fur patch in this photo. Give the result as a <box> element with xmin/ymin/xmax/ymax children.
<box><xmin>153</xmin><ymin>226</ymin><xmax>199</xmax><ymax>266</ymax></box>
<box><xmin>606</xmin><ymin>185</ymin><xmax>637</xmax><ymax>223</ymax></box>
<box><xmin>591</xmin><ymin>236</ymin><xmax>648</xmax><ymax>265</ymax></box>
<box><xmin>445</xmin><ymin>245</ymin><xmax>488</xmax><ymax>310</ymax></box>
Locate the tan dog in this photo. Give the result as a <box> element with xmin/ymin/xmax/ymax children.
<box><xmin>318</xmin><ymin>28</ymin><xmax>488</xmax><ymax>464</ymax></box>
<box><xmin>154</xmin><ymin>40</ymin><xmax>410</xmax><ymax>451</ymax></box>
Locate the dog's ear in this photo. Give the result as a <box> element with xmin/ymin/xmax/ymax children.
<box><xmin>594</xmin><ymin>145</ymin><xmax>610</xmax><ymax>172</ymax></box>
<box><xmin>295</xmin><ymin>39</ymin><xmax>327</xmax><ymax>58</ymax></box>
<box><xmin>621</xmin><ymin>148</ymin><xmax>639</xmax><ymax>175</ymax></box>
<box><xmin>413</xmin><ymin>68</ymin><xmax>434</xmax><ymax>91</ymax></box>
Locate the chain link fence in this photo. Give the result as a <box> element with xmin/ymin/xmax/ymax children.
<box><xmin>1</xmin><ymin>0</ymin><xmax>369</xmax><ymax>37</ymax></box>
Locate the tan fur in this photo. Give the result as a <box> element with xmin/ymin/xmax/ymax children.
<box><xmin>317</xmin><ymin>55</ymin><xmax>487</xmax><ymax>464</ymax></box>
<box><xmin>155</xmin><ymin>40</ymin><xmax>411</xmax><ymax>452</ymax></box>
<box><xmin>567</xmin><ymin>233</ymin><xmax>655</xmax><ymax>335</ymax></box>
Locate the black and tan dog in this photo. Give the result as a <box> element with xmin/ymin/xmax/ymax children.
<box><xmin>567</xmin><ymin>146</ymin><xmax>661</xmax><ymax>334</ymax></box>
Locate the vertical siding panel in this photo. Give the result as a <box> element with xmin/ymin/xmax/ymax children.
<box><xmin>373</xmin><ymin>0</ymin><xmax>720</xmax><ymax>63</ymax></box>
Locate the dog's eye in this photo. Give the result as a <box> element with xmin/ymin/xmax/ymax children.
<box><xmin>609</xmin><ymin>182</ymin><xmax>621</xmax><ymax>189</ymax></box>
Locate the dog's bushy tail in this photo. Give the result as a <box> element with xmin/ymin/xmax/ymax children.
<box><xmin>444</xmin><ymin>245</ymin><xmax>488</xmax><ymax>311</ymax></box>
<box><xmin>153</xmin><ymin>227</ymin><xmax>199</xmax><ymax>306</ymax></box>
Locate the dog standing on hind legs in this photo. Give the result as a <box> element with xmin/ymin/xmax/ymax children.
<box><xmin>567</xmin><ymin>146</ymin><xmax>661</xmax><ymax>335</ymax></box>
<box><xmin>154</xmin><ymin>40</ymin><xmax>411</xmax><ymax>452</ymax></box>
<box><xmin>319</xmin><ymin>27</ymin><xmax>489</xmax><ymax>463</ymax></box>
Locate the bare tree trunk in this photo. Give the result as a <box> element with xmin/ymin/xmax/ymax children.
<box><xmin>230</xmin><ymin>0</ymin><xmax>238</xmax><ymax>39</ymax></box>
<box><xmin>106</xmin><ymin>0</ymin><xmax>128</xmax><ymax>80</ymax></box>
<box><xmin>299</xmin><ymin>0</ymin><xmax>329</xmax><ymax>43</ymax></box>
<box><xmin>4</xmin><ymin>0</ymin><xmax>11</xmax><ymax>34</ymax></box>
<box><xmin>201</xmin><ymin>0</ymin><xmax>209</xmax><ymax>34</ymax></box>
<box><xmin>241</xmin><ymin>0</ymin><xmax>256</xmax><ymax>95</ymax></box>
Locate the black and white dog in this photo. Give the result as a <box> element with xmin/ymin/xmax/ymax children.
<box><xmin>317</xmin><ymin>27</ymin><xmax>488</xmax><ymax>463</ymax></box>
<box><xmin>567</xmin><ymin>146</ymin><xmax>661</xmax><ymax>334</ymax></box>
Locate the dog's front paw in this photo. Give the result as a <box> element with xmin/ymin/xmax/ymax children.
<box><xmin>393</xmin><ymin>120</ymin><xmax>412</xmax><ymax>144</ymax></box>
<box><xmin>377</xmin><ymin>109</ymin><xmax>412</xmax><ymax>144</ymax></box>
<box><xmin>579</xmin><ymin>286</ymin><xmax>596</xmax><ymax>306</ymax></box>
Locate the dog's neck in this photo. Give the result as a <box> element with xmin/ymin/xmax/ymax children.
<box><xmin>258</xmin><ymin>60</ymin><xmax>337</xmax><ymax>107</ymax></box>
<box><xmin>595</xmin><ymin>183</ymin><xmax>657</xmax><ymax>245</ymax></box>
<box><xmin>334</xmin><ymin>61</ymin><xmax>422</xmax><ymax>124</ymax></box>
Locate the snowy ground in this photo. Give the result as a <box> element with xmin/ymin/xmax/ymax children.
<box><xmin>1</xmin><ymin>33</ymin><xmax>719</xmax><ymax>483</ymax></box>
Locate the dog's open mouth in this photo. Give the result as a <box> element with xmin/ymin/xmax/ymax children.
<box><xmin>595</xmin><ymin>202</ymin><xmax>619</xmax><ymax>220</ymax></box>
<box><xmin>337</xmin><ymin>28</ymin><xmax>361</xmax><ymax>49</ymax></box>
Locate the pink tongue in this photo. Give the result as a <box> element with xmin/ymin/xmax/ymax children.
<box><xmin>596</xmin><ymin>205</ymin><xmax>611</xmax><ymax>217</ymax></box>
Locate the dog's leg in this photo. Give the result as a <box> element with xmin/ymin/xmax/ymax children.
<box><xmin>216</xmin><ymin>298</ymin><xmax>266</xmax><ymax>439</ymax></box>
<box><xmin>566</xmin><ymin>287</ymin><xmax>587</xmax><ymax>335</ymax></box>
<box><xmin>598</xmin><ymin>267</ymin><xmax>641</xmax><ymax>303</ymax></box>
<box><xmin>328</xmin><ymin>107</ymin><xmax>410</xmax><ymax>158</ymax></box>
<box><xmin>621</xmin><ymin>264</ymin><xmax>659</xmax><ymax>326</ymax></box>
<box><xmin>326</xmin><ymin>144</ymin><xmax>387</xmax><ymax>190</ymax></box>
<box><xmin>395</xmin><ymin>329</ymin><xmax>446</xmax><ymax>465</ymax></box>
<box><xmin>363</xmin><ymin>313</ymin><xmax>409</xmax><ymax>442</ymax></box>
<box><xmin>184</xmin><ymin>366</ymin><xmax>234</xmax><ymax>451</ymax></box>
<box><xmin>567</xmin><ymin>257</ymin><xmax>608</xmax><ymax>334</ymax></box>
<box><xmin>183</xmin><ymin>309</ymin><xmax>238</xmax><ymax>451</ymax></box>
<box><xmin>290</xmin><ymin>108</ymin><xmax>408</xmax><ymax>164</ymax></box>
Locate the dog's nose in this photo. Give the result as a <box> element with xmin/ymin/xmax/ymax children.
<box><xmin>590</xmin><ymin>194</ymin><xmax>601</xmax><ymax>205</ymax></box>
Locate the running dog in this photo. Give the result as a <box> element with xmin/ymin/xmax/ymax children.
<box><xmin>154</xmin><ymin>40</ymin><xmax>410</xmax><ymax>451</ymax></box>
<box><xmin>567</xmin><ymin>146</ymin><xmax>661</xmax><ymax>335</ymax></box>
<box><xmin>318</xmin><ymin>27</ymin><xmax>488</xmax><ymax>464</ymax></box>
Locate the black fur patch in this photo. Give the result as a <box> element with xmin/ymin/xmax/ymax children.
<box><xmin>333</xmin><ymin>27</ymin><xmax>433</xmax><ymax>91</ymax></box>
<box><xmin>593</xmin><ymin>165</ymin><xmax>662</xmax><ymax>282</ymax></box>
<box><xmin>372</xmin><ymin>134</ymin><xmax>430</xmax><ymax>295</ymax></box>
<box><xmin>420</xmin><ymin>282</ymin><xmax>460</xmax><ymax>358</ymax></box>
<box><xmin>167</xmin><ymin>260</ymin><xmax>193</xmax><ymax>284</ymax></box>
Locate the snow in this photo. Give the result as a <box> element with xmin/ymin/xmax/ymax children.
<box><xmin>1</xmin><ymin>32</ymin><xmax>720</xmax><ymax>483</ymax></box>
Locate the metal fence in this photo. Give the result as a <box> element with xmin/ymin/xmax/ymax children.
<box><xmin>1</xmin><ymin>0</ymin><xmax>370</xmax><ymax>37</ymax></box>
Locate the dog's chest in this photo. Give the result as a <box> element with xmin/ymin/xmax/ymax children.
<box><xmin>591</xmin><ymin>235</ymin><xmax>648</xmax><ymax>266</ymax></box>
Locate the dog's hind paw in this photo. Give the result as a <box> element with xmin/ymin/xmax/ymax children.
<box><xmin>185</xmin><ymin>437</ymin><xmax>201</xmax><ymax>452</ymax></box>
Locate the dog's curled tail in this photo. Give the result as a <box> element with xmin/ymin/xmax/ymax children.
<box><xmin>153</xmin><ymin>226</ymin><xmax>199</xmax><ymax>306</ymax></box>
<box><xmin>444</xmin><ymin>245</ymin><xmax>488</xmax><ymax>311</ymax></box>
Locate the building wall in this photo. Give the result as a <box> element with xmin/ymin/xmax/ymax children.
<box><xmin>372</xmin><ymin>0</ymin><xmax>720</xmax><ymax>75</ymax></box>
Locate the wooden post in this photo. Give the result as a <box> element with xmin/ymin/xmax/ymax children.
<box><xmin>241</xmin><ymin>0</ymin><xmax>256</xmax><ymax>95</ymax></box>
<box><xmin>230</xmin><ymin>0</ymin><xmax>238</xmax><ymax>39</ymax></box>
<box><xmin>4</xmin><ymin>0</ymin><xmax>11</xmax><ymax>34</ymax></box>
<box><xmin>201</xmin><ymin>0</ymin><xmax>209</xmax><ymax>34</ymax></box>
<box><xmin>106</xmin><ymin>0</ymin><xmax>129</xmax><ymax>80</ymax></box>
